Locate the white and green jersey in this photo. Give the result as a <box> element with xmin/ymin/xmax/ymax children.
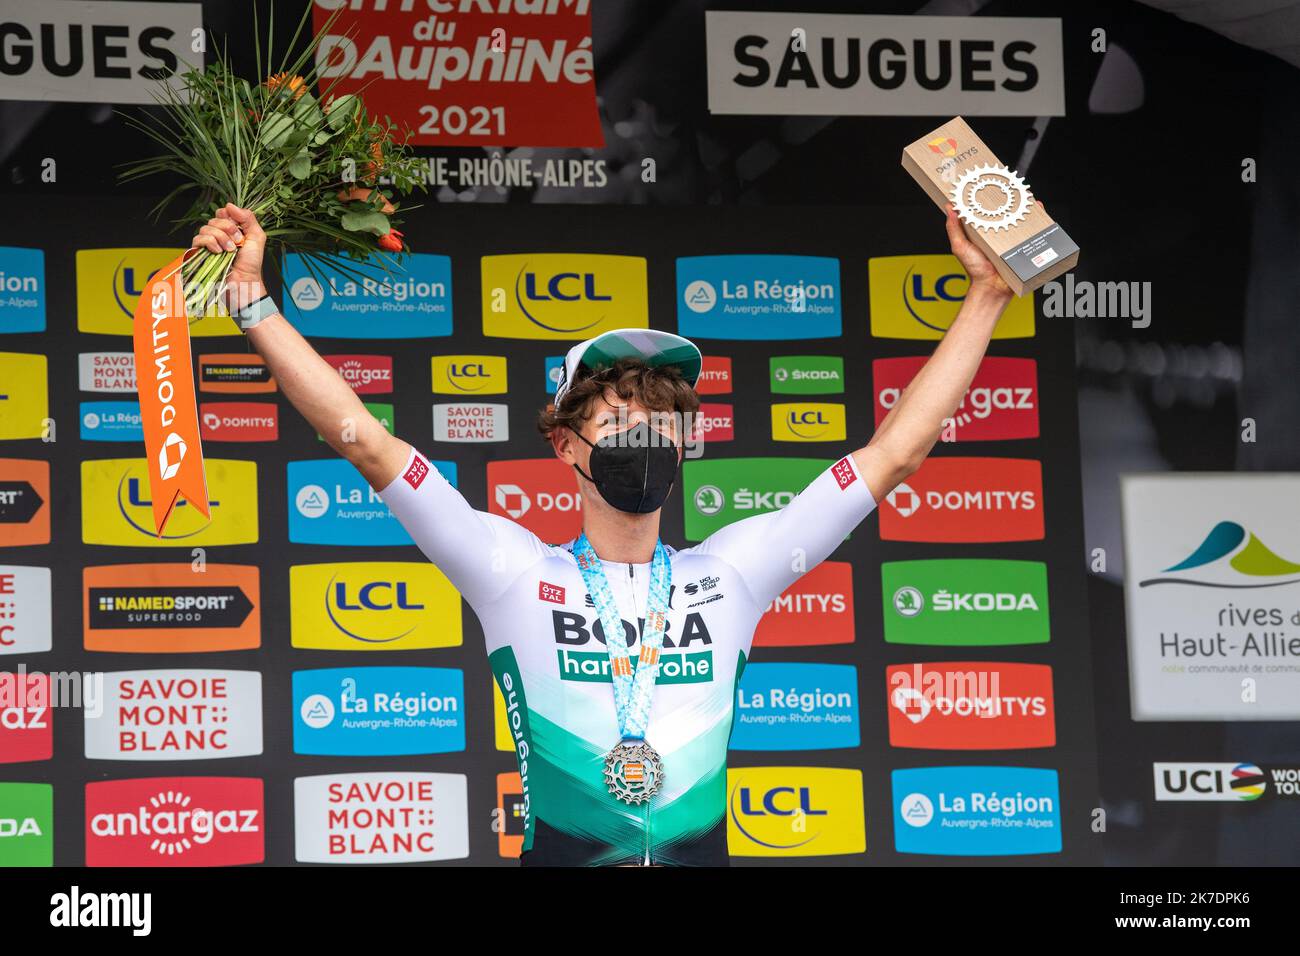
<box><xmin>380</xmin><ymin>449</ymin><xmax>876</xmax><ymax>866</ymax></box>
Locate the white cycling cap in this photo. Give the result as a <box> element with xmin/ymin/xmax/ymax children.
<box><xmin>553</xmin><ymin>328</ymin><xmax>703</xmax><ymax>409</ymax></box>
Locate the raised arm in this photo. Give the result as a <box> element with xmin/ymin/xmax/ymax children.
<box><xmin>852</xmin><ymin>205</ymin><xmax>1018</xmax><ymax>502</ymax></box>
<box><xmin>192</xmin><ymin>203</ymin><xmax>410</xmax><ymax>489</ymax></box>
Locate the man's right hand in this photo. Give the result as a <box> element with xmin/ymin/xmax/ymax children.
<box><xmin>192</xmin><ymin>203</ymin><xmax>268</xmax><ymax>310</ymax></box>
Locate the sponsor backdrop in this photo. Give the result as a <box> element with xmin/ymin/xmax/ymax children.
<box><xmin>0</xmin><ymin>194</ymin><xmax>1099</xmax><ymax>866</ymax></box>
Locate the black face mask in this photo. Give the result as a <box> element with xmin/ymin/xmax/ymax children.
<box><xmin>572</xmin><ymin>420</ymin><xmax>681</xmax><ymax>514</ymax></box>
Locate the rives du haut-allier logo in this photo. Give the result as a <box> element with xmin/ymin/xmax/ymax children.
<box><xmin>1142</xmin><ymin>520</ymin><xmax>1300</xmax><ymax>656</ymax></box>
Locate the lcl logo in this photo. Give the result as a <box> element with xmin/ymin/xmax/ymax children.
<box><xmin>519</xmin><ymin>272</ymin><xmax>611</xmax><ymax>303</ymax></box>
<box><xmin>332</xmin><ymin>581</ymin><xmax>425</xmax><ymax>611</ymax></box>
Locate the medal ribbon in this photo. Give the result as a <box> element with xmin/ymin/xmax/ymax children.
<box><xmin>573</xmin><ymin>533</ymin><xmax>671</xmax><ymax>741</ymax></box>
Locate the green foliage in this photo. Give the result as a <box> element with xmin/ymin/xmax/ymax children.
<box><xmin>116</xmin><ymin>3</ymin><xmax>427</xmax><ymax>314</ymax></box>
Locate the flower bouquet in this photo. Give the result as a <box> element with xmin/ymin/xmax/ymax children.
<box><xmin>118</xmin><ymin>3</ymin><xmax>427</xmax><ymax>317</ymax></box>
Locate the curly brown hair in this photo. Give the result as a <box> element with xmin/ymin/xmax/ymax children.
<box><xmin>537</xmin><ymin>357</ymin><xmax>701</xmax><ymax>441</ymax></box>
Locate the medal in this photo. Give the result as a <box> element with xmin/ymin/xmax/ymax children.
<box><xmin>573</xmin><ymin>534</ymin><xmax>671</xmax><ymax>805</ymax></box>
<box><xmin>602</xmin><ymin>739</ymin><xmax>664</xmax><ymax>805</ymax></box>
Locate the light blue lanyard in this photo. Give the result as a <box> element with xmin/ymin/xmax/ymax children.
<box><xmin>572</xmin><ymin>534</ymin><xmax>671</xmax><ymax>740</ymax></box>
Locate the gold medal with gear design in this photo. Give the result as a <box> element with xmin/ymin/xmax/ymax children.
<box><xmin>603</xmin><ymin>739</ymin><xmax>664</xmax><ymax>805</ymax></box>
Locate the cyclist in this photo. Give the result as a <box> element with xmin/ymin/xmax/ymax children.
<box><xmin>194</xmin><ymin>202</ymin><xmax>1014</xmax><ymax>865</ymax></box>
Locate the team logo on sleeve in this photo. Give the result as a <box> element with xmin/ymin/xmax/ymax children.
<box><xmin>403</xmin><ymin>456</ymin><xmax>430</xmax><ymax>489</ymax></box>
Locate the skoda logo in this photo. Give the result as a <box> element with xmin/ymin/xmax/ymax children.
<box><xmin>893</xmin><ymin>586</ymin><xmax>924</xmax><ymax>617</ymax></box>
<box><xmin>694</xmin><ymin>484</ymin><xmax>725</xmax><ymax>516</ymax></box>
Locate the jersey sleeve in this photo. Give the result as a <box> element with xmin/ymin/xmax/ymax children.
<box><xmin>377</xmin><ymin>446</ymin><xmax>551</xmax><ymax>609</ymax></box>
<box><xmin>691</xmin><ymin>455</ymin><xmax>876</xmax><ymax>611</ymax></box>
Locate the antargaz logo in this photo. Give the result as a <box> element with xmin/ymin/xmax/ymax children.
<box><xmin>1141</xmin><ymin>521</ymin><xmax>1300</xmax><ymax>590</ymax></box>
<box><xmin>869</xmin><ymin>255</ymin><xmax>1035</xmax><ymax>340</ymax></box>
<box><xmin>290</xmin><ymin>562</ymin><xmax>463</xmax><ymax>651</ymax></box>
<box><xmin>481</xmin><ymin>254</ymin><xmax>648</xmax><ymax>339</ymax></box>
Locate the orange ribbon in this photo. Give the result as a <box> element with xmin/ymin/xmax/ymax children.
<box><xmin>132</xmin><ymin>249</ymin><xmax>210</xmax><ymax>535</ymax></box>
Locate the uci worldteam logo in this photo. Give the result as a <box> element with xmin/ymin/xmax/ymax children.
<box><xmin>770</xmin><ymin>403</ymin><xmax>846</xmax><ymax>442</ymax></box>
<box><xmin>289</xmin><ymin>562</ymin><xmax>463</xmax><ymax>650</ymax></box>
<box><xmin>0</xmin><ymin>247</ymin><xmax>46</xmax><ymax>333</ymax></box>
<box><xmin>869</xmin><ymin>255</ymin><xmax>1035</xmax><ymax>340</ymax></box>
<box><xmin>431</xmin><ymin>355</ymin><xmax>508</xmax><ymax>394</ymax></box>
<box><xmin>292</xmin><ymin>667</ymin><xmax>466</xmax><ymax>756</ymax></box>
<box><xmin>731</xmin><ymin>663</ymin><xmax>859</xmax><ymax>750</ymax></box>
<box><xmin>892</xmin><ymin>766</ymin><xmax>1061</xmax><ymax>856</ymax></box>
<box><xmin>676</xmin><ymin>255</ymin><xmax>842</xmax><ymax>340</ymax></box>
<box><xmin>75</xmin><ymin>249</ymin><xmax>237</xmax><ymax>336</ymax></box>
<box><xmin>480</xmin><ymin>254</ymin><xmax>648</xmax><ymax>339</ymax></box>
<box><xmin>282</xmin><ymin>252</ymin><xmax>453</xmax><ymax>338</ymax></box>
<box><xmin>726</xmin><ymin>767</ymin><xmax>866</xmax><ymax>857</ymax></box>
<box><xmin>80</xmin><ymin>458</ymin><xmax>258</xmax><ymax>547</ymax></box>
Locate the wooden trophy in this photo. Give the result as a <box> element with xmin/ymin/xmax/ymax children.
<box><xmin>902</xmin><ymin>116</ymin><xmax>1079</xmax><ymax>296</ymax></box>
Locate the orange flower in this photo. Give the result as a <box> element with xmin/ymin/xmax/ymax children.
<box><xmin>266</xmin><ymin>73</ymin><xmax>307</xmax><ymax>100</ymax></box>
<box><xmin>337</xmin><ymin>186</ymin><xmax>396</xmax><ymax>214</ymax></box>
<box><xmin>378</xmin><ymin>229</ymin><xmax>404</xmax><ymax>252</ymax></box>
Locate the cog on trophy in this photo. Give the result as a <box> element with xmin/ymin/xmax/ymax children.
<box><xmin>949</xmin><ymin>163</ymin><xmax>1035</xmax><ymax>233</ymax></box>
